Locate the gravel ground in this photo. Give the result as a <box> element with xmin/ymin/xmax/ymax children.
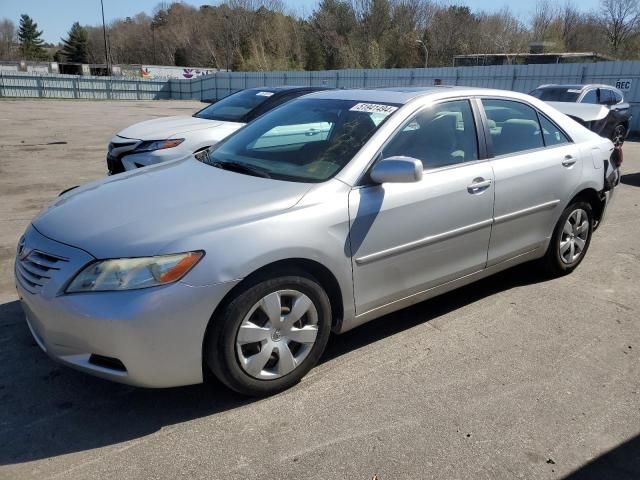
<box><xmin>0</xmin><ymin>99</ymin><xmax>638</xmax><ymax>480</ymax></box>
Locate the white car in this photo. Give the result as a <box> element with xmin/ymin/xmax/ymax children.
<box><xmin>106</xmin><ymin>86</ymin><xmax>329</xmax><ymax>174</ymax></box>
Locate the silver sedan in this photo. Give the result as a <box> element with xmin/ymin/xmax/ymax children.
<box><xmin>15</xmin><ymin>87</ymin><xmax>618</xmax><ymax>396</ymax></box>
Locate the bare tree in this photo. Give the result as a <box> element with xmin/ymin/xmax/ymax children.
<box><xmin>532</xmin><ymin>0</ymin><xmax>558</xmax><ymax>41</ymax></box>
<box><xmin>600</xmin><ymin>0</ymin><xmax>640</xmax><ymax>54</ymax></box>
<box><xmin>0</xmin><ymin>18</ymin><xmax>16</xmax><ymax>60</ymax></box>
<box><xmin>560</xmin><ymin>1</ymin><xmax>582</xmax><ymax>50</ymax></box>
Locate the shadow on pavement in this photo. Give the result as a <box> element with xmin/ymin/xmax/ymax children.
<box><xmin>0</xmin><ymin>262</ymin><xmax>558</xmax><ymax>466</ymax></box>
<box><xmin>562</xmin><ymin>433</ymin><xmax>640</xmax><ymax>480</ymax></box>
<box><xmin>621</xmin><ymin>172</ymin><xmax>640</xmax><ymax>187</ymax></box>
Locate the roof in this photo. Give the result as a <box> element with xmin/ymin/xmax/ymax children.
<box><xmin>536</xmin><ymin>83</ymin><xmax>622</xmax><ymax>91</ymax></box>
<box><xmin>454</xmin><ymin>52</ymin><xmax>611</xmax><ymax>59</ymax></box>
<box><xmin>246</xmin><ymin>85</ymin><xmax>331</xmax><ymax>94</ymax></box>
<box><xmin>306</xmin><ymin>86</ymin><xmax>468</xmax><ymax>104</ymax></box>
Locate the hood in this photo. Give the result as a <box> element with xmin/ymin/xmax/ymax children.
<box><xmin>33</xmin><ymin>159</ymin><xmax>312</xmax><ymax>259</ymax></box>
<box><xmin>547</xmin><ymin>102</ymin><xmax>609</xmax><ymax>123</ymax></box>
<box><xmin>117</xmin><ymin>115</ymin><xmax>242</xmax><ymax>140</ymax></box>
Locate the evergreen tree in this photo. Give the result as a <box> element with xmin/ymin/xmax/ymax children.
<box><xmin>60</xmin><ymin>22</ymin><xmax>88</xmax><ymax>63</ymax></box>
<box><xmin>17</xmin><ymin>14</ymin><xmax>47</xmax><ymax>60</ymax></box>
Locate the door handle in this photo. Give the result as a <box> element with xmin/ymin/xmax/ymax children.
<box><xmin>467</xmin><ymin>178</ymin><xmax>492</xmax><ymax>193</ymax></box>
<box><xmin>562</xmin><ymin>155</ymin><xmax>577</xmax><ymax>167</ymax></box>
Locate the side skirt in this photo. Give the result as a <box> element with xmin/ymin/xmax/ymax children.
<box><xmin>337</xmin><ymin>246</ymin><xmax>544</xmax><ymax>333</ymax></box>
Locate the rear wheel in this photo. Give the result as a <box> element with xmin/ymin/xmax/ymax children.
<box><xmin>206</xmin><ymin>273</ymin><xmax>331</xmax><ymax>396</ymax></box>
<box><xmin>542</xmin><ymin>201</ymin><xmax>593</xmax><ymax>277</ymax></box>
<box><xmin>612</xmin><ymin>124</ymin><xmax>626</xmax><ymax>147</ymax></box>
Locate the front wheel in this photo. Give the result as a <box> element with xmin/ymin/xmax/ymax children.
<box><xmin>542</xmin><ymin>201</ymin><xmax>593</xmax><ymax>277</ymax></box>
<box><xmin>205</xmin><ymin>274</ymin><xmax>332</xmax><ymax>396</ymax></box>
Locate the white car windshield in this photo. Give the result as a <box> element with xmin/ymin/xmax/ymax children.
<box><xmin>202</xmin><ymin>98</ymin><xmax>400</xmax><ymax>183</ymax></box>
<box><xmin>194</xmin><ymin>89</ymin><xmax>274</xmax><ymax>122</ymax></box>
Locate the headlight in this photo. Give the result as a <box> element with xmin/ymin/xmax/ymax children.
<box><xmin>134</xmin><ymin>138</ymin><xmax>184</xmax><ymax>152</ymax></box>
<box><xmin>66</xmin><ymin>251</ymin><xmax>203</xmax><ymax>293</ymax></box>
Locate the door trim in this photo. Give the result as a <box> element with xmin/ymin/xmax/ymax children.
<box><xmin>493</xmin><ymin>199</ymin><xmax>560</xmax><ymax>225</ymax></box>
<box><xmin>354</xmin><ymin>218</ymin><xmax>493</xmax><ymax>265</ymax></box>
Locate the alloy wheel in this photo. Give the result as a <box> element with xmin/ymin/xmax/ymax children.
<box><xmin>235</xmin><ymin>290</ymin><xmax>319</xmax><ymax>380</ymax></box>
<box><xmin>559</xmin><ymin>208</ymin><xmax>589</xmax><ymax>264</ymax></box>
<box><xmin>613</xmin><ymin>125</ymin><xmax>626</xmax><ymax>147</ymax></box>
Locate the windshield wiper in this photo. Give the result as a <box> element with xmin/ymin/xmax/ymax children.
<box><xmin>208</xmin><ymin>160</ymin><xmax>271</xmax><ymax>179</ymax></box>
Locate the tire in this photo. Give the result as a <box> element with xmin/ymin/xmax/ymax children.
<box><xmin>612</xmin><ymin>123</ymin><xmax>626</xmax><ymax>147</ymax></box>
<box><xmin>542</xmin><ymin>201</ymin><xmax>593</xmax><ymax>277</ymax></box>
<box><xmin>205</xmin><ymin>273</ymin><xmax>332</xmax><ymax>396</ymax></box>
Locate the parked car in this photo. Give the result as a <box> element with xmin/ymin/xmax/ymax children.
<box><xmin>106</xmin><ymin>86</ymin><xmax>330</xmax><ymax>174</ymax></box>
<box><xmin>17</xmin><ymin>87</ymin><xmax>618</xmax><ymax>396</ymax></box>
<box><xmin>530</xmin><ymin>84</ymin><xmax>631</xmax><ymax>147</ymax></box>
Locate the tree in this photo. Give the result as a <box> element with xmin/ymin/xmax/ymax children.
<box><xmin>0</xmin><ymin>18</ymin><xmax>16</xmax><ymax>60</ymax></box>
<box><xmin>17</xmin><ymin>14</ymin><xmax>47</xmax><ymax>60</ymax></box>
<box><xmin>532</xmin><ymin>0</ymin><xmax>558</xmax><ymax>41</ymax></box>
<box><xmin>60</xmin><ymin>22</ymin><xmax>89</xmax><ymax>63</ymax></box>
<box><xmin>560</xmin><ymin>1</ymin><xmax>582</xmax><ymax>50</ymax></box>
<box><xmin>600</xmin><ymin>0</ymin><xmax>640</xmax><ymax>55</ymax></box>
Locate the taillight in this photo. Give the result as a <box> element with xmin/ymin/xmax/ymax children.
<box><xmin>612</xmin><ymin>147</ymin><xmax>623</xmax><ymax>168</ymax></box>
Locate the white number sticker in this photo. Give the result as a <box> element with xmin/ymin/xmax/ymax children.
<box><xmin>256</xmin><ymin>91</ymin><xmax>274</xmax><ymax>97</ymax></box>
<box><xmin>349</xmin><ymin>103</ymin><xmax>398</xmax><ymax>114</ymax></box>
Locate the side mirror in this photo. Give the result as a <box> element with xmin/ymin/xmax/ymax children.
<box><xmin>370</xmin><ymin>156</ymin><xmax>423</xmax><ymax>184</ymax></box>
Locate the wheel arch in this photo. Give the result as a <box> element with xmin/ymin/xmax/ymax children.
<box><xmin>568</xmin><ymin>187</ymin><xmax>605</xmax><ymax>227</ymax></box>
<box><xmin>201</xmin><ymin>258</ymin><xmax>345</xmax><ymax>370</ymax></box>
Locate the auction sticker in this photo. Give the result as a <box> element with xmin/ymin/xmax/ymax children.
<box><xmin>256</xmin><ymin>91</ymin><xmax>274</xmax><ymax>97</ymax></box>
<box><xmin>349</xmin><ymin>103</ymin><xmax>398</xmax><ymax>114</ymax></box>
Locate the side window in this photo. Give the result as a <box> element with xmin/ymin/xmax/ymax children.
<box><xmin>614</xmin><ymin>90</ymin><xmax>623</xmax><ymax>103</ymax></box>
<box><xmin>599</xmin><ymin>89</ymin><xmax>614</xmax><ymax>105</ymax></box>
<box><xmin>539</xmin><ymin>115</ymin><xmax>570</xmax><ymax>146</ymax></box>
<box><xmin>581</xmin><ymin>90</ymin><xmax>598</xmax><ymax>104</ymax></box>
<box><xmin>382</xmin><ymin>99</ymin><xmax>478</xmax><ymax>170</ymax></box>
<box><xmin>482</xmin><ymin>99</ymin><xmax>544</xmax><ymax>156</ymax></box>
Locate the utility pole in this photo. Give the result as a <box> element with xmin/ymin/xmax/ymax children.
<box><xmin>416</xmin><ymin>39</ymin><xmax>428</xmax><ymax>69</ymax></box>
<box><xmin>100</xmin><ymin>0</ymin><xmax>110</xmax><ymax>75</ymax></box>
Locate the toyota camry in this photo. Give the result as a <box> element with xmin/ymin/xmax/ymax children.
<box><xmin>16</xmin><ymin>87</ymin><xmax>619</xmax><ymax>396</ymax></box>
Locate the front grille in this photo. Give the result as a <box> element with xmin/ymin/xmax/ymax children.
<box><xmin>16</xmin><ymin>250</ymin><xmax>69</xmax><ymax>294</ymax></box>
<box><xmin>107</xmin><ymin>154</ymin><xmax>125</xmax><ymax>174</ymax></box>
<box><xmin>107</xmin><ymin>137</ymin><xmax>140</xmax><ymax>175</ymax></box>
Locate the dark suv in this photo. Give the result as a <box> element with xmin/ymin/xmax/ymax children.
<box><xmin>530</xmin><ymin>84</ymin><xmax>631</xmax><ymax>146</ymax></box>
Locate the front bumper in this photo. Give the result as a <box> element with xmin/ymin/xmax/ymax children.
<box><xmin>15</xmin><ymin>226</ymin><xmax>238</xmax><ymax>388</ymax></box>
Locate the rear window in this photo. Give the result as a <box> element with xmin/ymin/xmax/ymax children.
<box><xmin>194</xmin><ymin>89</ymin><xmax>275</xmax><ymax>122</ymax></box>
<box><xmin>530</xmin><ymin>87</ymin><xmax>581</xmax><ymax>102</ymax></box>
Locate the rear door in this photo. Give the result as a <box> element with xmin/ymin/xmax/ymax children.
<box><xmin>481</xmin><ymin>98</ymin><xmax>580</xmax><ymax>266</ymax></box>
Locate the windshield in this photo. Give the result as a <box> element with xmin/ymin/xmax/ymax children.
<box><xmin>201</xmin><ymin>98</ymin><xmax>400</xmax><ymax>183</ymax></box>
<box><xmin>194</xmin><ymin>89</ymin><xmax>275</xmax><ymax>122</ymax></box>
<box><xmin>529</xmin><ymin>87</ymin><xmax>581</xmax><ymax>102</ymax></box>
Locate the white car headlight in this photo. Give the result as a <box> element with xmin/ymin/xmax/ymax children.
<box><xmin>135</xmin><ymin>138</ymin><xmax>184</xmax><ymax>152</ymax></box>
<box><xmin>66</xmin><ymin>251</ymin><xmax>203</xmax><ymax>293</ymax></box>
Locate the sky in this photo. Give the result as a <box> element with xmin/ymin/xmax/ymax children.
<box><xmin>0</xmin><ymin>0</ymin><xmax>604</xmax><ymax>44</ymax></box>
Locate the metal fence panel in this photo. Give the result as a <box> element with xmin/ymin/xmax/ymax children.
<box><xmin>0</xmin><ymin>71</ymin><xmax>169</xmax><ymax>100</ymax></box>
<box><xmin>2</xmin><ymin>62</ymin><xmax>640</xmax><ymax>132</ymax></box>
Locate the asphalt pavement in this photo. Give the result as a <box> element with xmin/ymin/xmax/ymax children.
<box><xmin>0</xmin><ymin>99</ymin><xmax>638</xmax><ymax>480</ymax></box>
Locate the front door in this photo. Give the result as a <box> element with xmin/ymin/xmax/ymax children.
<box><xmin>349</xmin><ymin>99</ymin><xmax>494</xmax><ymax>316</ymax></box>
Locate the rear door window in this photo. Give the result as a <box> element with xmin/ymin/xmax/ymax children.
<box><xmin>580</xmin><ymin>90</ymin><xmax>598</xmax><ymax>104</ymax></box>
<box><xmin>613</xmin><ymin>90</ymin><xmax>623</xmax><ymax>103</ymax></box>
<box><xmin>482</xmin><ymin>99</ymin><xmax>544</xmax><ymax>156</ymax></box>
<box><xmin>539</xmin><ymin>115</ymin><xmax>570</xmax><ymax>146</ymax></box>
<box><xmin>599</xmin><ymin>89</ymin><xmax>614</xmax><ymax>105</ymax></box>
